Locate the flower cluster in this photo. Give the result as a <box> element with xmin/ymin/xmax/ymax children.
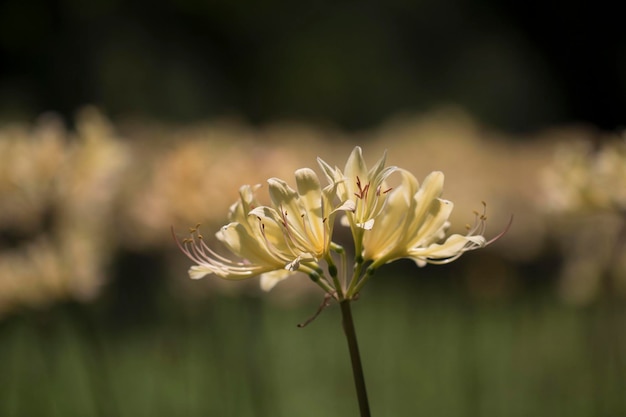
<box><xmin>175</xmin><ymin>147</ymin><xmax>499</xmax><ymax>299</ymax></box>
<box><xmin>542</xmin><ymin>137</ymin><xmax>626</xmax><ymax>213</ymax></box>
<box><xmin>541</xmin><ymin>136</ymin><xmax>626</xmax><ymax>304</ymax></box>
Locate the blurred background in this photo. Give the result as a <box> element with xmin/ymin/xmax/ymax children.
<box><xmin>1</xmin><ymin>1</ymin><xmax>625</xmax><ymax>416</ymax></box>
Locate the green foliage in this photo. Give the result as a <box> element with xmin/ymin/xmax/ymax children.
<box><xmin>1</xmin><ymin>280</ymin><xmax>624</xmax><ymax>417</ymax></box>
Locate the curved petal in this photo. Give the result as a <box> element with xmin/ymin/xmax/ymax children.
<box><xmin>218</xmin><ymin>222</ymin><xmax>286</xmax><ymax>267</ymax></box>
<box><xmin>260</xmin><ymin>269</ymin><xmax>297</xmax><ymax>291</ymax></box>
<box><xmin>344</xmin><ymin>146</ymin><xmax>369</xmax><ymax>189</ymax></box>
<box><xmin>408</xmin><ymin>234</ymin><xmax>487</xmax><ymax>266</ymax></box>
<box><xmin>408</xmin><ymin>198</ymin><xmax>454</xmax><ymax>248</ymax></box>
<box><xmin>363</xmin><ymin>169</ymin><xmax>419</xmax><ymax>263</ymax></box>
<box><xmin>267</xmin><ymin>177</ymin><xmax>299</xmax><ymax>214</ymax></box>
<box><xmin>295</xmin><ymin>168</ymin><xmax>326</xmax><ymax>244</ymax></box>
<box><xmin>229</xmin><ymin>184</ymin><xmax>262</xmax><ymax>224</ymax></box>
<box><xmin>317</xmin><ymin>156</ymin><xmax>343</xmax><ymax>190</ymax></box>
<box><xmin>406</xmin><ymin>171</ymin><xmax>445</xmax><ymax>233</ymax></box>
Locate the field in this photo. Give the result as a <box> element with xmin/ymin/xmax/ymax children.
<box><xmin>2</xmin><ymin>263</ymin><xmax>625</xmax><ymax>417</ymax></box>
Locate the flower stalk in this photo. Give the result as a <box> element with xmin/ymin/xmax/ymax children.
<box><xmin>340</xmin><ymin>299</ymin><xmax>371</xmax><ymax>417</ymax></box>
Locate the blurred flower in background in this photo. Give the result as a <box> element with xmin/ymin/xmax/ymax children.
<box><xmin>1</xmin><ymin>106</ymin><xmax>623</xmax><ymax>316</ymax></box>
<box><xmin>0</xmin><ymin>107</ymin><xmax>129</xmax><ymax>315</ymax></box>
<box><xmin>542</xmin><ymin>134</ymin><xmax>626</xmax><ymax>304</ymax></box>
<box><xmin>543</xmin><ymin>135</ymin><xmax>626</xmax><ymax>212</ymax></box>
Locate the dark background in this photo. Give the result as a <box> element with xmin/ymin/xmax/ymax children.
<box><xmin>1</xmin><ymin>0</ymin><xmax>624</xmax><ymax>132</ymax></box>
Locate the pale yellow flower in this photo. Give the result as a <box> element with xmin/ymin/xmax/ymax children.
<box><xmin>363</xmin><ymin>169</ymin><xmax>488</xmax><ymax>269</ymax></box>
<box><xmin>175</xmin><ymin>168</ymin><xmax>351</xmax><ymax>291</ymax></box>
<box><xmin>318</xmin><ymin>146</ymin><xmax>396</xmax><ymax>230</ymax></box>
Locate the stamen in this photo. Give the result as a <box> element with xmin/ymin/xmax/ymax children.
<box><xmin>172</xmin><ymin>225</ymin><xmax>269</xmax><ymax>276</ymax></box>
<box><xmin>374</xmin><ymin>185</ymin><xmax>393</xmax><ymax>196</ymax></box>
<box><xmin>354</xmin><ymin>176</ymin><xmax>371</xmax><ymax>199</ymax></box>
<box><xmin>485</xmin><ymin>214</ymin><xmax>513</xmax><ymax>246</ymax></box>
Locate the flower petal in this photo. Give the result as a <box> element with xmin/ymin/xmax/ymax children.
<box><xmin>260</xmin><ymin>269</ymin><xmax>295</xmax><ymax>291</ymax></box>
<box><xmin>344</xmin><ymin>146</ymin><xmax>368</xmax><ymax>186</ymax></box>
<box><xmin>408</xmin><ymin>234</ymin><xmax>486</xmax><ymax>266</ymax></box>
<box><xmin>219</xmin><ymin>222</ymin><xmax>285</xmax><ymax>267</ymax></box>
<box><xmin>189</xmin><ymin>265</ymin><xmax>211</xmax><ymax>280</ymax></box>
<box><xmin>409</xmin><ymin>171</ymin><xmax>444</xmax><ymax>229</ymax></box>
<box><xmin>295</xmin><ymin>168</ymin><xmax>325</xmax><ymax>242</ymax></box>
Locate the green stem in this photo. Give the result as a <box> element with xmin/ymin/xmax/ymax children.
<box><xmin>351</xmin><ymin>267</ymin><xmax>376</xmax><ymax>297</ymax></box>
<box><xmin>326</xmin><ymin>254</ymin><xmax>345</xmax><ymax>300</ymax></box>
<box><xmin>340</xmin><ymin>248</ymin><xmax>348</xmax><ymax>292</ymax></box>
<box><xmin>340</xmin><ymin>300</ymin><xmax>371</xmax><ymax>417</ymax></box>
<box><xmin>346</xmin><ymin>257</ymin><xmax>364</xmax><ymax>298</ymax></box>
<box><xmin>301</xmin><ymin>265</ymin><xmax>335</xmax><ymax>294</ymax></box>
